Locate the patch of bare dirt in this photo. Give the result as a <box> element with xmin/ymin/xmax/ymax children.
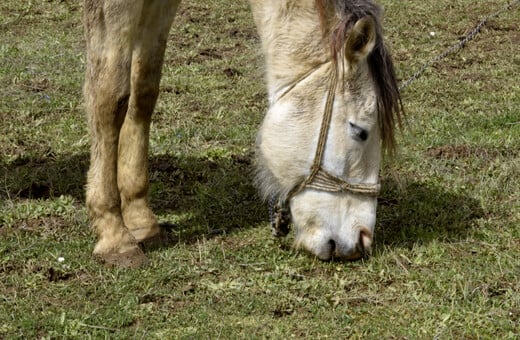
<box><xmin>19</xmin><ymin>77</ymin><xmax>52</xmax><ymax>93</ymax></box>
<box><xmin>18</xmin><ymin>182</ymin><xmax>52</xmax><ymax>199</ymax></box>
<box><xmin>425</xmin><ymin>144</ymin><xmax>501</xmax><ymax>160</ymax></box>
<box><xmin>273</xmin><ymin>304</ymin><xmax>294</xmax><ymax>318</ymax></box>
<box><xmin>10</xmin><ymin>216</ymin><xmax>67</xmax><ymax>234</ymax></box>
<box><xmin>93</xmin><ymin>247</ymin><xmax>149</xmax><ymax>269</ymax></box>
<box><xmin>485</xmin><ymin>19</ymin><xmax>519</xmax><ymax>33</ymax></box>
<box><xmin>46</xmin><ymin>267</ymin><xmax>73</xmax><ymax>282</ymax></box>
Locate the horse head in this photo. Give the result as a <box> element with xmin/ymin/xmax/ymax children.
<box><xmin>253</xmin><ymin>0</ymin><xmax>402</xmax><ymax>260</ymax></box>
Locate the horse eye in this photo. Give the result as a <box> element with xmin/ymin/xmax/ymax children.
<box><xmin>349</xmin><ymin>122</ymin><xmax>369</xmax><ymax>142</ymax></box>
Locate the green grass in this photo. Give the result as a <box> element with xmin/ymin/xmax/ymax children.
<box><xmin>1</xmin><ymin>0</ymin><xmax>519</xmax><ymax>338</ymax></box>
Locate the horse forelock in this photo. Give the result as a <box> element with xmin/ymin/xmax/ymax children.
<box><xmin>316</xmin><ymin>0</ymin><xmax>403</xmax><ymax>152</ymax></box>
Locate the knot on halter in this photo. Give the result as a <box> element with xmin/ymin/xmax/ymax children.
<box><xmin>269</xmin><ymin>194</ymin><xmax>291</xmax><ymax>237</ymax></box>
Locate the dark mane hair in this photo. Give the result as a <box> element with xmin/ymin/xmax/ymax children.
<box><xmin>316</xmin><ymin>0</ymin><xmax>403</xmax><ymax>152</ymax></box>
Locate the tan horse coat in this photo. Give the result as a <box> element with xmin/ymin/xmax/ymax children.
<box><xmin>83</xmin><ymin>0</ymin><xmax>401</xmax><ymax>266</ymax></box>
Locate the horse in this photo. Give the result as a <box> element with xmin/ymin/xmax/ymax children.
<box><xmin>83</xmin><ymin>0</ymin><xmax>402</xmax><ymax>267</ymax></box>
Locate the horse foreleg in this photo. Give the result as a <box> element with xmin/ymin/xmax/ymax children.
<box><xmin>118</xmin><ymin>0</ymin><xmax>180</xmax><ymax>243</ymax></box>
<box><xmin>84</xmin><ymin>0</ymin><xmax>147</xmax><ymax>267</ymax></box>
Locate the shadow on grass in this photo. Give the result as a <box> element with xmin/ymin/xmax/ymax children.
<box><xmin>0</xmin><ymin>152</ymin><xmax>265</xmax><ymax>242</ymax></box>
<box><xmin>376</xmin><ymin>178</ymin><xmax>484</xmax><ymax>248</ymax></box>
<box><xmin>147</xmin><ymin>153</ymin><xmax>265</xmax><ymax>242</ymax></box>
<box><xmin>0</xmin><ymin>153</ymin><xmax>483</xmax><ymax>249</ymax></box>
<box><xmin>0</xmin><ymin>153</ymin><xmax>88</xmax><ymax>202</ymax></box>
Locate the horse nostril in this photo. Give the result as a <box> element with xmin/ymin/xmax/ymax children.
<box><xmin>358</xmin><ymin>229</ymin><xmax>373</xmax><ymax>255</ymax></box>
<box><xmin>328</xmin><ymin>239</ymin><xmax>336</xmax><ymax>254</ymax></box>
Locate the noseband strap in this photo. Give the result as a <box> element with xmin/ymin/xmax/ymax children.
<box><xmin>270</xmin><ymin>62</ymin><xmax>381</xmax><ymax>237</ymax></box>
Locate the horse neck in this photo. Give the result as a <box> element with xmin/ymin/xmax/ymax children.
<box><xmin>254</xmin><ymin>1</ymin><xmax>331</xmax><ymax>101</ymax></box>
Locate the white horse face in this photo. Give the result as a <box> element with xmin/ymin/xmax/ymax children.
<box><xmin>253</xmin><ymin>8</ymin><xmax>403</xmax><ymax>260</ymax></box>
<box><xmin>257</xmin><ymin>63</ymin><xmax>381</xmax><ymax>260</ymax></box>
<box><xmin>290</xmin><ymin>78</ymin><xmax>381</xmax><ymax>260</ymax></box>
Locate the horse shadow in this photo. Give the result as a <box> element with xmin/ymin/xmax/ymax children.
<box><xmin>376</xmin><ymin>176</ymin><xmax>484</xmax><ymax>248</ymax></box>
<box><xmin>0</xmin><ymin>152</ymin><xmax>484</xmax><ymax>250</ymax></box>
<box><xmin>0</xmin><ymin>152</ymin><xmax>266</xmax><ymax>243</ymax></box>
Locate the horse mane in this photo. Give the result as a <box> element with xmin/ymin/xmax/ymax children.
<box><xmin>316</xmin><ymin>0</ymin><xmax>403</xmax><ymax>152</ymax></box>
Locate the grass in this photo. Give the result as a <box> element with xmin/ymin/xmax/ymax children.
<box><xmin>1</xmin><ymin>0</ymin><xmax>519</xmax><ymax>338</ymax></box>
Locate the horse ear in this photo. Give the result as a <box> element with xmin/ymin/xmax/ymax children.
<box><xmin>344</xmin><ymin>16</ymin><xmax>377</xmax><ymax>65</ymax></box>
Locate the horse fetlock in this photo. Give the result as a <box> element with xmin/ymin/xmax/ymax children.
<box><xmin>121</xmin><ymin>199</ymin><xmax>160</xmax><ymax>242</ymax></box>
<box><xmin>89</xmin><ymin>211</ymin><xmax>135</xmax><ymax>250</ymax></box>
<box><xmin>126</xmin><ymin>221</ymin><xmax>161</xmax><ymax>243</ymax></box>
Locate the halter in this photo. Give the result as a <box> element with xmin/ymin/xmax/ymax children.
<box><xmin>270</xmin><ymin>61</ymin><xmax>381</xmax><ymax>237</ymax></box>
